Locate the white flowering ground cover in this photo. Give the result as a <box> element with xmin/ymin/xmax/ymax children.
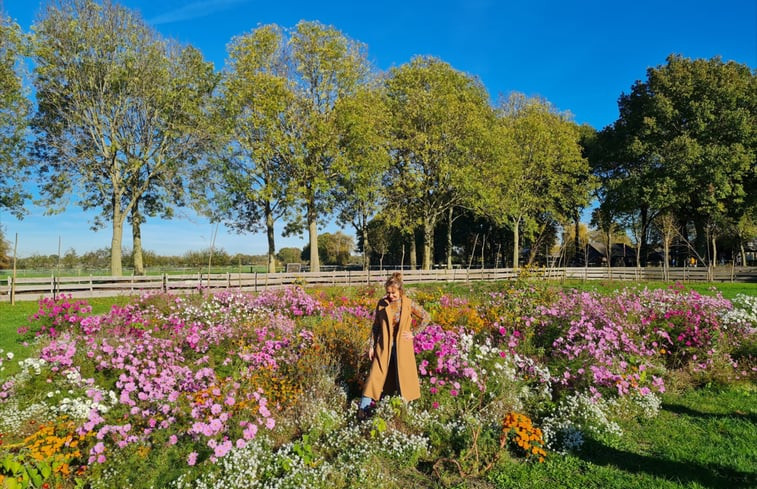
<box><xmin>0</xmin><ymin>282</ymin><xmax>754</xmax><ymax>488</ymax></box>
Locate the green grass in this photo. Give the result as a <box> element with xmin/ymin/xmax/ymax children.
<box><xmin>0</xmin><ymin>296</ymin><xmax>130</xmax><ymax>375</ymax></box>
<box><xmin>553</xmin><ymin>279</ymin><xmax>757</xmax><ymax>300</ymax></box>
<box><xmin>487</xmin><ymin>384</ymin><xmax>757</xmax><ymax>489</ymax></box>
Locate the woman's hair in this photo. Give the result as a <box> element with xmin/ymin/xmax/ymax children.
<box><xmin>384</xmin><ymin>272</ymin><xmax>404</xmax><ymax>293</ymax></box>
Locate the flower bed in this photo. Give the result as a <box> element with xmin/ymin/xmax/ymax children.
<box><xmin>0</xmin><ymin>284</ymin><xmax>754</xmax><ymax>488</ymax></box>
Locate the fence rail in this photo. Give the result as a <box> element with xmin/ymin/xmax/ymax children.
<box><xmin>2</xmin><ymin>266</ymin><xmax>756</xmax><ymax>302</ymax></box>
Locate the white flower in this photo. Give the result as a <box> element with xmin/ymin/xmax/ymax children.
<box><xmin>6</xmin><ymin>352</ymin><xmax>13</xmax><ymax>360</ymax></box>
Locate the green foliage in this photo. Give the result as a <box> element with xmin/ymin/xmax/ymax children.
<box><xmin>593</xmin><ymin>55</ymin><xmax>756</xmax><ymax>265</ymax></box>
<box><xmin>332</xmin><ymin>84</ymin><xmax>392</xmax><ymax>270</ymax></box>
<box><xmin>287</xmin><ymin>21</ymin><xmax>373</xmax><ymax>272</ymax></box>
<box><xmin>480</xmin><ymin>93</ymin><xmax>593</xmax><ymax>269</ymax></box>
<box><xmin>385</xmin><ymin>56</ymin><xmax>496</xmax><ymax>270</ymax></box>
<box><xmin>31</xmin><ymin>0</ymin><xmax>218</xmax><ymax>276</ymax></box>
<box><xmin>0</xmin><ymin>227</ymin><xmax>11</xmax><ymax>269</ymax></box>
<box><xmin>301</xmin><ymin>231</ymin><xmax>355</xmax><ymax>265</ymax></box>
<box><xmin>0</xmin><ymin>14</ymin><xmax>30</xmax><ymax>219</ymax></box>
<box><xmin>276</xmin><ymin>247</ymin><xmax>303</xmax><ymax>265</ymax></box>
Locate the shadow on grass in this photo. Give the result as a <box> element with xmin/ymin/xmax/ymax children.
<box><xmin>662</xmin><ymin>403</ymin><xmax>757</xmax><ymax>423</ymax></box>
<box><xmin>579</xmin><ymin>438</ymin><xmax>757</xmax><ymax>489</ymax></box>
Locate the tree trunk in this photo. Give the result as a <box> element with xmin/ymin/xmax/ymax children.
<box><xmin>694</xmin><ymin>218</ymin><xmax>707</xmax><ymax>263</ymax></box>
<box><xmin>512</xmin><ymin>218</ymin><xmax>520</xmax><ymax>270</ymax></box>
<box><xmin>307</xmin><ymin>198</ymin><xmax>319</xmax><ymax>272</ymax></box>
<box><xmin>265</xmin><ymin>201</ymin><xmax>276</xmax><ymax>273</ymax></box>
<box><xmin>481</xmin><ymin>233</ymin><xmax>486</xmax><ymax>268</ymax></box>
<box><xmin>573</xmin><ymin>209</ymin><xmax>580</xmax><ymax>265</ymax></box>
<box><xmin>409</xmin><ymin>232</ymin><xmax>417</xmax><ymax>270</ymax></box>
<box><xmin>606</xmin><ymin>228</ymin><xmax>613</xmax><ymax>277</ymax></box>
<box><xmin>422</xmin><ymin>216</ymin><xmax>435</xmax><ymax>270</ymax></box>
<box><xmin>111</xmin><ymin>214</ymin><xmax>124</xmax><ymax>277</ymax></box>
<box><xmin>663</xmin><ymin>235</ymin><xmax>671</xmax><ymax>281</ymax></box>
<box><xmin>639</xmin><ymin>206</ymin><xmax>649</xmax><ymax>266</ymax></box>
<box><xmin>361</xmin><ymin>209</ymin><xmax>370</xmax><ymax>271</ymax></box>
<box><xmin>132</xmin><ymin>204</ymin><xmax>144</xmax><ymax>276</ymax></box>
<box><xmin>446</xmin><ymin>206</ymin><xmax>453</xmax><ymax>269</ymax></box>
<box><xmin>740</xmin><ymin>242</ymin><xmax>747</xmax><ymax>267</ymax></box>
<box><xmin>711</xmin><ymin>234</ymin><xmax>718</xmax><ymax>268</ymax></box>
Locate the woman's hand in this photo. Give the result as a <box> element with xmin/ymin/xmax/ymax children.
<box><xmin>402</xmin><ymin>331</ymin><xmax>414</xmax><ymax>341</ymax></box>
<box><xmin>368</xmin><ymin>348</ymin><xmax>374</xmax><ymax>361</ymax></box>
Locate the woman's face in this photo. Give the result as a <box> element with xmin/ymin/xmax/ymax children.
<box><xmin>385</xmin><ymin>285</ymin><xmax>400</xmax><ymax>303</ymax></box>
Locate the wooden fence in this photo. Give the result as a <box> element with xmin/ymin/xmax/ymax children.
<box><xmin>2</xmin><ymin>266</ymin><xmax>756</xmax><ymax>302</ymax></box>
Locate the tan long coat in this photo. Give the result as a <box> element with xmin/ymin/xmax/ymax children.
<box><xmin>362</xmin><ymin>295</ymin><xmax>421</xmax><ymax>402</ymax></box>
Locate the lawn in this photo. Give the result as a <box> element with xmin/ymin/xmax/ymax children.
<box><xmin>487</xmin><ymin>384</ymin><xmax>757</xmax><ymax>489</ymax></box>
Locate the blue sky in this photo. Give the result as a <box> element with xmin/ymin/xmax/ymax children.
<box><xmin>1</xmin><ymin>0</ymin><xmax>755</xmax><ymax>258</ymax></box>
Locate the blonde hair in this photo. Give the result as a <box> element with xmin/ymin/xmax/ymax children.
<box><xmin>384</xmin><ymin>272</ymin><xmax>404</xmax><ymax>293</ymax></box>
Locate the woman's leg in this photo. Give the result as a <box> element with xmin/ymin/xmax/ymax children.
<box><xmin>359</xmin><ymin>396</ymin><xmax>374</xmax><ymax>410</ymax></box>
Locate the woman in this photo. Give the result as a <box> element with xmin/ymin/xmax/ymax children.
<box><xmin>358</xmin><ymin>272</ymin><xmax>430</xmax><ymax>419</ymax></box>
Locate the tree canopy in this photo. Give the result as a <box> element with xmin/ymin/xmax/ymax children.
<box><xmin>592</xmin><ymin>55</ymin><xmax>756</xmax><ymax>266</ymax></box>
<box><xmin>0</xmin><ymin>14</ymin><xmax>30</xmax><ymax>219</ymax></box>
<box><xmin>31</xmin><ymin>0</ymin><xmax>217</xmax><ymax>275</ymax></box>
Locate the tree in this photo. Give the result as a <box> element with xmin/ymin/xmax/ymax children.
<box><xmin>333</xmin><ymin>84</ymin><xmax>392</xmax><ymax>271</ymax></box>
<box><xmin>212</xmin><ymin>25</ymin><xmax>298</xmax><ymax>273</ymax></box>
<box><xmin>0</xmin><ymin>226</ymin><xmax>11</xmax><ymax>268</ymax></box>
<box><xmin>31</xmin><ymin>0</ymin><xmax>217</xmax><ymax>276</ymax></box>
<box><xmin>286</xmin><ymin>21</ymin><xmax>372</xmax><ymax>272</ymax></box>
<box><xmin>364</xmin><ymin>215</ymin><xmax>396</xmax><ymax>269</ymax></box>
<box><xmin>481</xmin><ymin>93</ymin><xmax>590</xmax><ymax>269</ymax></box>
<box><xmin>385</xmin><ymin>56</ymin><xmax>495</xmax><ymax>270</ymax></box>
<box><xmin>0</xmin><ymin>14</ymin><xmax>30</xmax><ymax>218</ymax></box>
<box><xmin>734</xmin><ymin>209</ymin><xmax>757</xmax><ymax>266</ymax></box>
<box><xmin>276</xmin><ymin>247</ymin><xmax>302</xmax><ymax>265</ymax></box>
<box><xmin>596</xmin><ymin>55</ymin><xmax>756</xmax><ymax>266</ymax></box>
<box><xmin>301</xmin><ymin>231</ymin><xmax>354</xmax><ymax>266</ymax></box>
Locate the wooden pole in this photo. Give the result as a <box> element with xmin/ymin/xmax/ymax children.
<box><xmin>207</xmin><ymin>223</ymin><xmax>218</xmax><ymax>288</ymax></box>
<box><xmin>468</xmin><ymin>234</ymin><xmax>479</xmax><ymax>271</ymax></box>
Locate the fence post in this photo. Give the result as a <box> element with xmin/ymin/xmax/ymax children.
<box><xmin>348</xmin><ymin>270</ymin><xmax>351</xmax><ymax>286</ymax></box>
<box><xmin>227</xmin><ymin>272</ymin><xmax>231</xmax><ymax>289</ymax></box>
<box><xmin>162</xmin><ymin>273</ymin><xmax>167</xmax><ymax>293</ymax></box>
<box><xmin>254</xmin><ymin>272</ymin><xmax>258</xmax><ymax>292</ymax></box>
<box><xmin>9</xmin><ymin>276</ymin><xmax>14</xmax><ymax>305</ymax></box>
<box><xmin>89</xmin><ymin>274</ymin><xmax>93</xmax><ymax>293</ymax></box>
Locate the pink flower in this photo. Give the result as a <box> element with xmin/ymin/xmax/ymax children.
<box><xmin>187</xmin><ymin>452</ymin><xmax>198</xmax><ymax>466</ymax></box>
<box><xmin>214</xmin><ymin>440</ymin><xmax>233</xmax><ymax>458</ymax></box>
<box><xmin>243</xmin><ymin>423</ymin><xmax>258</xmax><ymax>440</ymax></box>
